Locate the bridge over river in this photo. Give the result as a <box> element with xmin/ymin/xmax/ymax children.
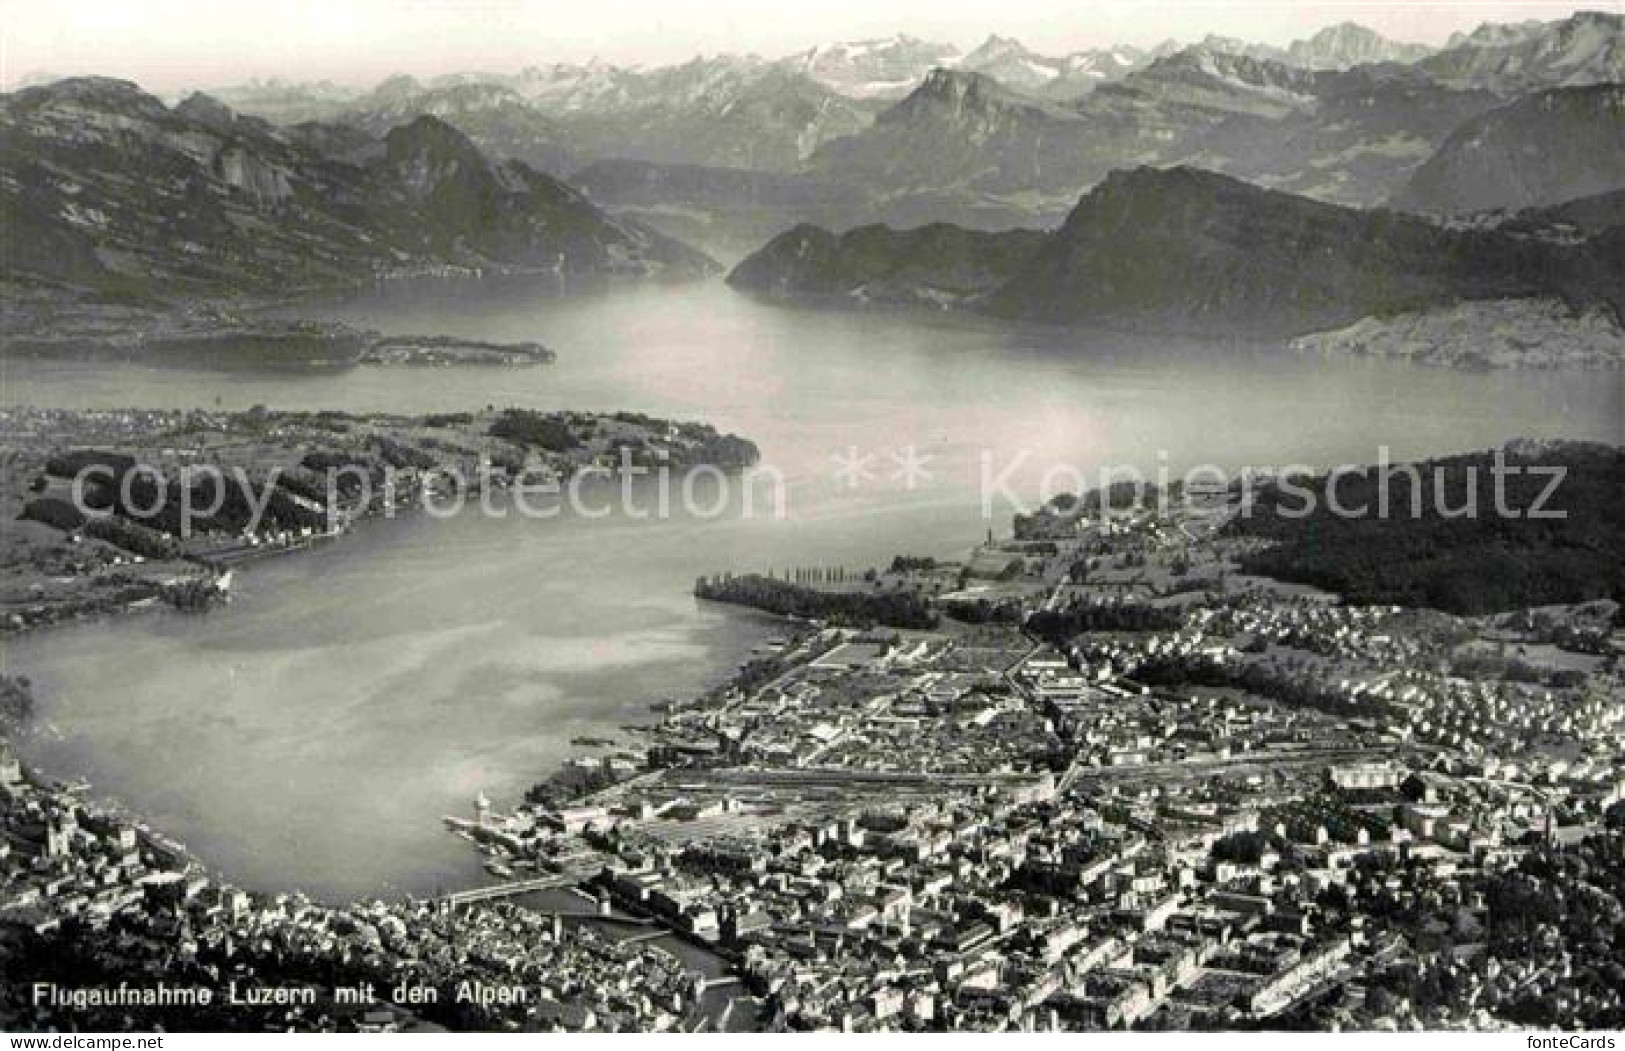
<box><xmin>437</xmin><ymin>869</ymin><xmax>596</xmax><ymax>909</ymax></box>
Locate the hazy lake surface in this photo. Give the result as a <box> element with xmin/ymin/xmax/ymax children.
<box><xmin>2</xmin><ymin>277</ymin><xmax>1619</xmax><ymax>901</ymax></box>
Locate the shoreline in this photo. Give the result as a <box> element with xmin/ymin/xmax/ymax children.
<box><xmin>0</xmin><ymin>404</ymin><xmax>760</xmax><ymax>635</ymax></box>
<box><xmin>0</xmin><ymin>522</ymin><xmax>783</xmax><ymax>1029</ymax></box>
<box><xmin>3</xmin><ymin>439</ymin><xmax>1621</xmax><ymax>1031</ymax></box>
<box><xmin>0</xmin><ymin>402</ymin><xmax>770</xmax><ymax>889</ymax></box>
<box><xmin>0</xmin><ymin>399</ymin><xmax>775</xmax><ymax>900</ymax></box>
<box><xmin>2</xmin><ymin>264</ymin><xmax>734</xmax><ymax>374</ymax></box>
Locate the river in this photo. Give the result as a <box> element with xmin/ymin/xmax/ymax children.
<box><xmin>1</xmin><ymin>276</ymin><xmax>1619</xmax><ymax>902</ymax></box>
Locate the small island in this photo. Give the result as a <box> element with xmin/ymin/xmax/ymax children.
<box><xmin>4</xmin><ymin>299</ymin><xmax>556</xmax><ymax>369</ymax></box>
<box><xmin>359</xmin><ymin>334</ymin><xmax>555</xmax><ymax>366</ymax></box>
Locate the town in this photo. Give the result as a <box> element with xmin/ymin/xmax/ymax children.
<box><xmin>5</xmin><ymin>452</ymin><xmax>1621</xmax><ymax>1031</ymax></box>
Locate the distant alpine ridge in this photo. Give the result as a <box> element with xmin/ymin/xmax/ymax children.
<box><xmin>173</xmin><ymin>10</ymin><xmax>1623</xmax><ymax>252</ymax></box>
<box><xmin>1395</xmin><ymin>84</ymin><xmax>1625</xmax><ymax>213</ymax></box>
<box><xmin>5</xmin><ymin>9</ymin><xmax>1623</xmax><ymax>335</ymax></box>
<box><xmin>1420</xmin><ymin>9</ymin><xmax>1624</xmax><ymax>92</ymax></box>
<box><xmin>729</xmin><ymin>167</ymin><xmax>1625</xmax><ymax>339</ymax></box>
<box><xmin>0</xmin><ymin>77</ymin><xmax>716</xmax><ymax>302</ymax></box>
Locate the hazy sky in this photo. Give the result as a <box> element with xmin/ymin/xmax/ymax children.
<box><xmin>1</xmin><ymin>0</ymin><xmax>1613</xmax><ymax>92</ymax></box>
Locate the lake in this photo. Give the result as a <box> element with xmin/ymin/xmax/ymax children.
<box><xmin>2</xmin><ymin>276</ymin><xmax>1619</xmax><ymax>901</ymax></box>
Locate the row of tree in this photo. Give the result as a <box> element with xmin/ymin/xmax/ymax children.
<box><xmin>694</xmin><ymin>573</ymin><xmax>937</xmax><ymax>628</ymax></box>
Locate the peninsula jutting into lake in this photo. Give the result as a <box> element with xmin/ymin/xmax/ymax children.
<box><xmin>3</xmin><ymin>0</ymin><xmax>1624</xmax><ymax>1038</ymax></box>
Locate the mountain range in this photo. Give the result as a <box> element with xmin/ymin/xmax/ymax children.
<box><xmin>726</xmin><ymin>222</ymin><xmax>1046</xmax><ymax>308</ymax></box>
<box><xmin>1395</xmin><ymin>84</ymin><xmax>1625</xmax><ymax>213</ymax></box>
<box><xmin>781</xmin><ymin>43</ymin><xmax>1508</xmax><ymax>233</ymax></box>
<box><xmin>1421</xmin><ymin>9</ymin><xmax>1624</xmax><ymax>92</ymax></box>
<box><xmin>1284</xmin><ymin>22</ymin><xmax>1436</xmax><ymax>69</ymax></box>
<box><xmin>730</xmin><ymin>166</ymin><xmax>1625</xmax><ymax>338</ymax></box>
<box><xmin>341</xmin><ymin>78</ymin><xmax>579</xmax><ymax>175</ymax></box>
<box><xmin>0</xmin><ymin>77</ymin><xmax>716</xmax><ymax>303</ymax></box>
<box><xmin>4</xmin><ymin>10</ymin><xmax>1622</xmax><ymax>352</ymax></box>
<box><xmin>138</xmin><ymin>10</ymin><xmax>1619</xmax><ymax>255</ymax></box>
